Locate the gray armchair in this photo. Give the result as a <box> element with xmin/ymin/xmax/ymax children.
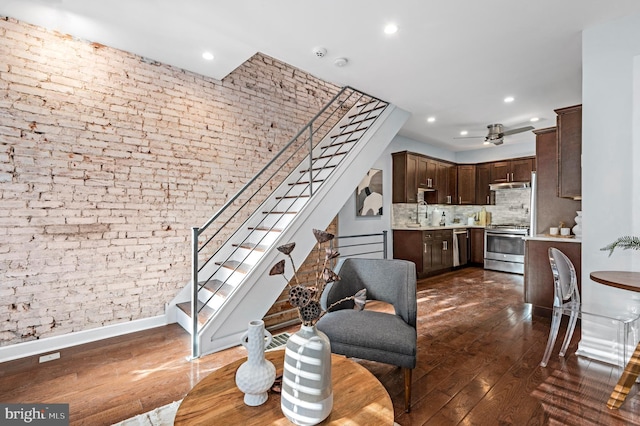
<box><xmin>316</xmin><ymin>258</ymin><xmax>417</xmax><ymax>412</ymax></box>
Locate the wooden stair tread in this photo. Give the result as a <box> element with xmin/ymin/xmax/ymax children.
<box><xmin>331</xmin><ymin>127</ymin><xmax>367</xmax><ymax>138</ymax></box>
<box><xmin>275</xmin><ymin>194</ymin><xmax>310</xmax><ymax>200</ymax></box>
<box><xmin>289</xmin><ymin>179</ymin><xmax>324</xmax><ymax>186</ymax></box>
<box><xmin>214</xmin><ymin>260</ymin><xmax>251</xmax><ymax>274</ymax></box>
<box><xmin>249</xmin><ymin>226</ymin><xmax>284</xmax><ymax>232</ymax></box>
<box><xmin>262</xmin><ymin>211</ymin><xmax>298</xmax><ymax>215</ymax></box>
<box><xmin>233</xmin><ymin>242</ymin><xmax>270</xmax><ymax>252</ymax></box>
<box><xmin>348</xmin><ymin>103</ymin><xmax>386</xmax><ymax>119</ymax></box>
<box><xmin>299</xmin><ymin>164</ymin><xmax>337</xmax><ymax>173</ymax></box>
<box><xmin>314</xmin><ymin>152</ymin><xmax>346</xmax><ymax>160</ymax></box>
<box><xmin>177</xmin><ymin>300</ymin><xmax>215</xmax><ymax>326</ymax></box>
<box><xmin>339</xmin><ymin>116</ymin><xmax>375</xmax><ymax>129</ymax></box>
<box><xmin>321</xmin><ymin>138</ymin><xmax>359</xmax><ymax>148</ymax></box>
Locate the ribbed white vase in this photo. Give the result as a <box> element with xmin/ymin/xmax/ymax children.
<box><xmin>281</xmin><ymin>325</ymin><xmax>333</xmax><ymax>425</ymax></box>
<box><xmin>572</xmin><ymin>210</ymin><xmax>582</xmax><ymax>238</ymax></box>
<box><xmin>235</xmin><ymin>320</ymin><xmax>276</xmax><ymax>406</ymax></box>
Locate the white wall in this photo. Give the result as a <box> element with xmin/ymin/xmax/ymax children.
<box><xmin>578</xmin><ymin>12</ymin><xmax>640</xmax><ymax>364</ymax></box>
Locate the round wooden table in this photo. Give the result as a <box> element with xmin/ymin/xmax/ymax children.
<box><xmin>174</xmin><ymin>350</ymin><xmax>394</xmax><ymax>425</ymax></box>
<box><xmin>590</xmin><ymin>271</ymin><xmax>640</xmax><ymax>409</ymax></box>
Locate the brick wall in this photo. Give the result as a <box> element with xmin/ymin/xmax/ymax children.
<box><xmin>0</xmin><ymin>16</ymin><xmax>340</xmax><ymax>346</ymax></box>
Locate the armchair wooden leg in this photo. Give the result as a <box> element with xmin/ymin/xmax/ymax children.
<box><xmin>404</xmin><ymin>367</ymin><xmax>412</xmax><ymax>413</ymax></box>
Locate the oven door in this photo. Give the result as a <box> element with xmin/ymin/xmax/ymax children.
<box><xmin>484</xmin><ymin>231</ymin><xmax>525</xmax><ymax>262</ymax></box>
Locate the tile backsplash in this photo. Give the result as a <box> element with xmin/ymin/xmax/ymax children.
<box><xmin>393</xmin><ymin>188</ymin><xmax>531</xmax><ymax>227</ymax></box>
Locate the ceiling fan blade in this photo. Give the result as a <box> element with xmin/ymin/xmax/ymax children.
<box><xmin>502</xmin><ymin>125</ymin><xmax>534</xmax><ymax>136</ymax></box>
<box><xmin>453</xmin><ymin>135</ymin><xmax>484</xmax><ymax>139</ymax></box>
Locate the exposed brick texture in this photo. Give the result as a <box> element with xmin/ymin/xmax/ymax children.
<box><xmin>0</xmin><ymin>16</ymin><xmax>340</xmax><ymax>346</ymax></box>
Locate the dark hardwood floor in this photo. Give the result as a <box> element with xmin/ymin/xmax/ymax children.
<box><xmin>2</xmin><ymin>267</ymin><xmax>640</xmax><ymax>425</ymax></box>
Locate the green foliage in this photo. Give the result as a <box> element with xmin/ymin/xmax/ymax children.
<box><xmin>601</xmin><ymin>236</ymin><xmax>640</xmax><ymax>257</ymax></box>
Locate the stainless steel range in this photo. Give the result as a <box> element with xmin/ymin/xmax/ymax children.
<box><xmin>484</xmin><ymin>224</ymin><xmax>530</xmax><ymax>274</ymax></box>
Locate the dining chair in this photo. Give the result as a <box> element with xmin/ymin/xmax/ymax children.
<box><xmin>540</xmin><ymin>247</ymin><xmax>639</xmax><ymax>368</ymax></box>
<box><xmin>316</xmin><ymin>258</ymin><xmax>417</xmax><ymax>412</ymax></box>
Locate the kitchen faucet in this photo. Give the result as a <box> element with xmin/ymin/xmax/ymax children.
<box><xmin>416</xmin><ymin>199</ymin><xmax>428</xmax><ymax>224</ymax></box>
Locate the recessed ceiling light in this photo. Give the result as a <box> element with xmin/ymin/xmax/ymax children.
<box><xmin>384</xmin><ymin>23</ymin><xmax>398</xmax><ymax>34</ymax></box>
<box><xmin>427</xmin><ymin>116</ymin><xmax>436</xmax><ymax>123</ymax></box>
<box><xmin>530</xmin><ymin>117</ymin><xmax>540</xmax><ymax>122</ymax></box>
<box><xmin>460</xmin><ymin>130</ymin><xmax>468</xmax><ymax>136</ymax></box>
<box><xmin>334</xmin><ymin>57</ymin><xmax>348</xmax><ymax>67</ymax></box>
<box><xmin>202</xmin><ymin>52</ymin><xmax>214</xmax><ymax>61</ymax></box>
<box><xmin>504</xmin><ymin>96</ymin><xmax>514</xmax><ymax>103</ymax></box>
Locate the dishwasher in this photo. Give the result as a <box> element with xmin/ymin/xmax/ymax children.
<box><xmin>453</xmin><ymin>229</ymin><xmax>469</xmax><ymax>267</ymax></box>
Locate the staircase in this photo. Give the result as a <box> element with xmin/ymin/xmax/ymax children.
<box><xmin>169</xmin><ymin>87</ymin><xmax>409</xmax><ymax>358</ymax></box>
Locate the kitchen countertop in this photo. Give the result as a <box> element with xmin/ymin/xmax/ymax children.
<box><xmin>524</xmin><ymin>234</ymin><xmax>581</xmax><ymax>243</ymax></box>
<box><xmin>392</xmin><ymin>224</ymin><xmax>486</xmax><ymax>231</ymax></box>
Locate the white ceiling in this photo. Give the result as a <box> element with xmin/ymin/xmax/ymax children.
<box><xmin>4</xmin><ymin>0</ymin><xmax>640</xmax><ymax>152</ymax></box>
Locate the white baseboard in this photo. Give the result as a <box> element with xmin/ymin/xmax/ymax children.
<box><xmin>0</xmin><ymin>315</ymin><xmax>171</xmax><ymax>363</ymax></box>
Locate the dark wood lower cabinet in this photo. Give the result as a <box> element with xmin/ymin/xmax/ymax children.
<box><xmin>470</xmin><ymin>228</ymin><xmax>485</xmax><ymax>265</ymax></box>
<box><xmin>524</xmin><ymin>239</ymin><xmax>581</xmax><ymax>317</ymax></box>
<box><xmin>393</xmin><ymin>229</ymin><xmax>453</xmax><ymax>277</ymax></box>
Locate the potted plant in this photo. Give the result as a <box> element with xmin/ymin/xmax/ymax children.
<box><xmin>601</xmin><ymin>236</ymin><xmax>640</xmax><ymax>256</ymax></box>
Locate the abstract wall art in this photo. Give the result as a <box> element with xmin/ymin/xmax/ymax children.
<box><xmin>356</xmin><ymin>169</ymin><xmax>383</xmax><ymax>216</ymax></box>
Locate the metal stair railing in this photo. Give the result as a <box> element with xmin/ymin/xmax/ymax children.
<box><xmin>189</xmin><ymin>86</ymin><xmax>388</xmax><ymax>358</ymax></box>
<box><xmin>329</xmin><ymin>231</ymin><xmax>388</xmax><ymax>261</ymax></box>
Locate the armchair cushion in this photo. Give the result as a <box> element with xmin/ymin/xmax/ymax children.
<box><xmin>316</xmin><ymin>309</ymin><xmax>416</xmax><ymax>368</ymax></box>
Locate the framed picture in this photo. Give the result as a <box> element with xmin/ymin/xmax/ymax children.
<box><xmin>356</xmin><ymin>169</ymin><xmax>383</xmax><ymax>216</ymax></box>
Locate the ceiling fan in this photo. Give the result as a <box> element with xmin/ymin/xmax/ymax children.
<box><xmin>457</xmin><ymin>123</ymin><xmax>534</xmax><ymax>145</ymax></box>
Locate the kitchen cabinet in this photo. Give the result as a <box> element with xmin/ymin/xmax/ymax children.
<box><xmin>393</xmin><ymin>151</ymin><xmax>535</xmax><ymax>206</ymax></box>
<box><xmin>430</xmin><ymin>230</ymin><xmax>453</xmax><ymax>271</ymax></box>
<box><xmin>393</xmin><ymin>229</ymin><xmax>453</xmax><ymax>277</ymax></box>
<box><xmin>418</xmin><ymin>156</ymin><xmax>437</xmax><ymax>191</ymax></box>
<box><xmin>524</xmin><ymin>239</ymin><xmax>581</xmax><ymax>317</ymax></box>
<box><xmin>512</xmin><ymin>158</ymin><xmax>536</xmax><ymax>181</ymax></box>
<box><xmin>436</xmin><ymin>162</ymin><xmax>457</xmax><ymax>204</ymax></box>
<box><xmin>490</xmin><ymin>157</ymin><xmax>535</xmax><ymax>183</ymax></box>
<box><xmin>457</xmin><ymin>165</ymin><xmax>476</xmax><ymax>204</ymax></box>
<box><xmin>470</xmin><ymin>228</ymin><xmax>485</xmax><ymax>264</ymax></box>
<box><xmin>533</xmin><ymin>127</ymin><xmax>581</xmax><ymax>235</ymax></box>
<box><xmin>555</xmin><ymin>104</ymin><xmax>582</xmax><ymax>199</ymax></box>
<box><xmin>475</xmin><ymin>163</ymin><xmax>492</xmax><ymax>205</ymax></box>
<box><xmin>393</xmin><ymin>151</ymin><xmax>455</xmax><ymax>204</ymax></box>
<box><xmin>392</xmin><ymin>152</ymin><xmax>419</xmax><ymax>203</ymax></box>
<box><xmin>393</xmin><ymin>230</ymin><xmax>423</xmax><ymax>271</ymax></box>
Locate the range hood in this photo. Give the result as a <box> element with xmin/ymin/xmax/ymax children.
<box><xmin>489</xmin><ymin>181</ymin><xmax>531</xmax><ymax>190</ymax></box>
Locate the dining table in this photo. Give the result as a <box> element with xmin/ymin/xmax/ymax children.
<box><xmin>590</xmin><ymin>270</ymin><xmax>640</xmax><ymax>409</ymax></box>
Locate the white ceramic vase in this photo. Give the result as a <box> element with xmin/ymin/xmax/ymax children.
<box><xmin>235</xmin><ymin>320</ymin><xmax>276</xmax><ymax>406</ymax></box>
<box><xmin>281</xmin><ymin>325</ymin><xmax>333</xmax><ymax>426</ymax></box>
<box><xmin>572</xmin><ymin>210</ymin><xmax>582</xmax><ymax>238</ymax></box>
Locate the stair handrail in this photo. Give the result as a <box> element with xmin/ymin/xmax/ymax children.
<box><xmin>190</xmin><ymin>86</ymin><xmax>387</xmax><ymax>358</ymax></box>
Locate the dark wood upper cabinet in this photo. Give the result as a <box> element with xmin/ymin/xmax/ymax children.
<box><xmin>490</xmin><ymin>161</ymin><xmax>511</xmax><ymax>183</ymax></box>
<box><xmin>475</xmin><ymin>163</ymin><xmax>492</xmax><ymax>205</ymax></box>
<box><xmin>394</xmin><ymin>151</ymin><xmax>534</xmax><ymax>206</ymax></box>
<box><xmin>555</xmin><ymin>104</ymin><xmax>582</xmax><ymax>199</ymax></box>
<box><xmin>533</xmin><ymin>126</ymin><xmax>581</xmax><ymax>235</ymax></box>
<box><xmin>392</xmin><ymin>152</ymin><xmax>419</xmax><ymax>203</ymax></box>
<box><xmin>418</xmin><ymin>157</ymin><xmax>437</xmax><ymax>190</ymax></box>
<box><xmin>457</xmin><ymin>164</ymin><xmax>476</xmax><ymax>205</ymax></box>
<box><xmin>511</xmin><ymin>158</ymin><xmax>536</xmax><ymax>181</ymax></box>
<box><xmin>490</xmin><ymin>158</ymin><xmax>535</xmax><ymax>183</ymax></box>
<box><xmin>393</xmin><ymin>151</ymin><xmax>456</xmax><ymax>204</ymax></box>
<box><xmin>436</xmin><ymin>162</ymin><xmax>456</xmax><ymax>204</ymax></box>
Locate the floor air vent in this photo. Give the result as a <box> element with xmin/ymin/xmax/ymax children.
<box><xmin>266</xmin><ymin>332</ymin><xmax>291</xmax><ymax>351</ymax></box>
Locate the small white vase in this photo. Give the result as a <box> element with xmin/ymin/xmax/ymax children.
<box><xmin>281</xmin><ymin>325</ymin><xmax>333</xmax><ymax>425</ymax></box>
<box><xmin>572</xmin><ymin>210</ymin><xmax>582</xmax><ymax>238</ymax></box>
<box><xmin>235</xmin><ymin>320</ymin><xmax>276</xmax><ymax>406</ymax></box>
